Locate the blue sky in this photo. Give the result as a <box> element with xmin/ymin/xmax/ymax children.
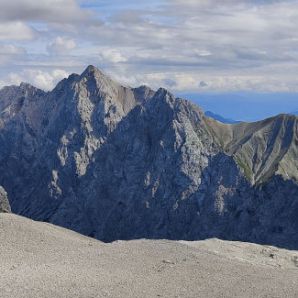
<box><xmin>179</xmin><ymin>92</ymin><xmax>298</xmax><ymax>121</ymax></box>
<box><xmin>0</xmin><ymin>0</ymin><xmax>298</xmax><ymax>120</ymax></box>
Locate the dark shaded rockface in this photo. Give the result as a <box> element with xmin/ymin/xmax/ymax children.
<box><xmin>0</xmin><ymin>186</ymin><xmax>11</xmax><ymax>213</ymax></box>
<box><xmin>0</xmin><ymin>65</ymin><xmax>297</xmax><ymax>249</ymax></box>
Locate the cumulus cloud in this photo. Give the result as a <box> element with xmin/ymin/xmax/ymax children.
<box><xmin>0</xmin><ymin>45</ymin><xmax>26</xmax><ymax>55</ymax></box>
<box><xmin>1</xmin><ymin>0</ymin><xmax>298</xmax><ymax>92</ymax></box>
<box><xmin>0</xmin><ymin>0</ymin><xmax>91</xmax><ymax>23</ymax></box>
<box><xmin>0</xmin><ymin>44</ymin><xmax>26</xmax><ymax>66</ymax></box>
<box><xmin>98</xmin><ymin>48</ymin><xmax>127</xmax><ymax>63</ymax></box>
<box><xmin>0</xmin><ymin>21</ymin><xmax>34</xmax><ymax>40</ymax></box>
<box><xmin>6</xmin><ymin>69</ymin><xmax>70</xmax><ymax>90</ymax></box>
<box><xmin>47</xmin><ymin>37</ymin><xmax>76</xmax><ymax>55</ymax></box>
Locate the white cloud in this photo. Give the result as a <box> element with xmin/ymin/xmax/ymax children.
<box><xmin>0</xmin><ymin>0</ymin><xmax>91</xmax><ymax>23</ymax></box>
<box><xmin>0</xmin><ymin>21</ymin><xmax>34</xmax><ymax>40</ymax></box>
<box><xmin>0</xmin><ymin>0</ymin><xmax>298</xmax><ymax>92</ymax></box>
<box><xmin>99</xmin><ymin>49</ymin><xmax>127</xmax><ymax>63</ymax></box>
<box><xmin>0</xmin><ymin>44</ymin><xmax>26</xmax><ymax>66</ymax></box>
<box><xmin>6</xmin><ymin>69</ymin><xmax>69</xmax><ymax>90</ymax></box>
<box><xmin>47</xmin><ymin>37</ymin><xmax>76</xmax><ymax>55</ymax></box>
<box><xmin>0</xmin><ymin>45</ymin><xmax>26</xmax><ymax>55</ymax></box>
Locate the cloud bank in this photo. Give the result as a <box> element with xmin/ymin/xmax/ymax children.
<box><xmin>0</xmin><ymin>0</ymin><xmax>298</xmax><ymax>92</ymax></box>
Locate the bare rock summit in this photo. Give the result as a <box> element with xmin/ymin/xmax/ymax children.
<box><xmin>0</xmin><ymin>65</ymin><xmax>297</xmax><ymax>249</ymax></box>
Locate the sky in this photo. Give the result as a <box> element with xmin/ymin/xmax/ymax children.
<box><xmin>0</xmin><ymin>0</ymin><xmax>298</xmax><ymax>120</ymax></box>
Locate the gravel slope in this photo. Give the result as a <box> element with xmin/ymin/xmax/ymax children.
<box><xmin>0</xmin><ymin>214</ymin><xmax>297</xmax><ymax>298</ymax></box>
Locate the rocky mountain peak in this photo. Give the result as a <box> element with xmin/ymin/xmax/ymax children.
<box><xmin>132</xmin><ymin>85</ymin><xmax>155</xmax><ymax>104</ymax></box>
<box><xmin>81</xmin><ymin>64</ymin><xmax>104</xmax><ymax>77</ymax></box>
<box><xmin>19</xmin><ymin>82</ymin><xmax>35</xmax><ymax>90</ymax></box>
<box><xmin>80</xmin><ymin>65</ymin><xmax>112</xmax><ymax>85</ymax></box>
<box><xmin>149</xmin><ymin>87</ymin><xmax>176</xmax><ymax>109</ymax></box>
<box><xmin>0</xmin><ymin>66</ymin><xmax>298</xmax><ymax>249</ymax></box>
<box><xmin>77</xmin><ymin>65</ymin><xmax>123</xmax><ymax>104</ymax></box>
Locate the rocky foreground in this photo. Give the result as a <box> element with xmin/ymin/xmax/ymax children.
<box><xmin>0</xmin><ymin>213</ymin><xmax>297</xmax><ymax>298</ymax></box>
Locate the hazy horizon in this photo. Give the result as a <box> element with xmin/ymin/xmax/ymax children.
<box><xmin>179</xmin><ymin>91</ymin><xmax>298</xmax><ymax>121</ymax></box>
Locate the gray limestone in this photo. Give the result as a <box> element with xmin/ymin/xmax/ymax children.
<box><xmin>0</xmin><ymin>65</ymin><xmax>297</xmax><ymax>249</ymax></box>
<box><xmin>0</xmin><ymin>186</ymin><xmax>10</xmax><ymax>213</ymax></box>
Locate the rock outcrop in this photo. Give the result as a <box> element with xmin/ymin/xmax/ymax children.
<box><xmin>0</xmin><ymin>186</ymin><xmax>11</xmax><ymax>213</ymax></box>
<box><xmin>0</xmin><ymin>65</ymin><xmax>297</xmax><ymax>249</ymax></box>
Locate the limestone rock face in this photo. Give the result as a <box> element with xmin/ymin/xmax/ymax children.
<box><xmin>0</xmin><ymin>186</ymin><xmax>11</xmax><ymax>213</ymax></box>
<box><xmin>0</xmin><ymin>65</ymin><xmax>297</xmax><ymax>249</ymax></box>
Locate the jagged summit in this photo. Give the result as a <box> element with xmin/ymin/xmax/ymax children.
<box><xmin>81</xmin><ymin>64</ymin><xmax>107</xmax><ymax>79</ymax></box>
<box><xmin>0</xmin><ymin>66</ymin><xmax>297</xmax><ymax>249</ymax></box>
<box><xmin>19</xmin><ymin>82</ymin><xmax>37</xmax><ymax>89</ymax></box>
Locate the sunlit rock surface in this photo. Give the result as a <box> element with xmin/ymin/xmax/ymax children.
<box><xmin>0</xmin><ymin>65</ymin><xmax>297</xmax><ymax>249</ymax></box>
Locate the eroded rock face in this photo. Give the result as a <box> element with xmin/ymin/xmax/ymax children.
<box><xmin>0</xmin><ymin>186</ymin><xmax>11</xmax><ymax>213</ymax></box>
<box><xmin>0</xmin><ymin>65</ymin><xmax>297</xmax><ymax>249</ymax></box>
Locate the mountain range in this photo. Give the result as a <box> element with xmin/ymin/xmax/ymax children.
<box><xmin>0</xmin><ymin>65</ymin><xmax>297</xmax><ymax>249</ymax></box>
